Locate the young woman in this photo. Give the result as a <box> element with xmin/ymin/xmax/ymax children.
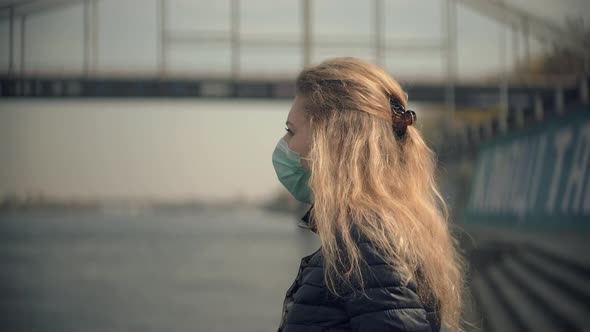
<box><xmin>272</xmin><ymin>57</ymin><xmax>468</xmax><ymax>332</ymax></box>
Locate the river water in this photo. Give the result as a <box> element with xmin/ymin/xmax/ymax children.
<box><xmin>0</xmin><ymin>207</ymin><xmax>320</xmax><ymax>332</ymax></box>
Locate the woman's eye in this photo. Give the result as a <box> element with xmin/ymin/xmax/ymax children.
<box><xmin>284</xmin><ymin>127</ymin><xmax>293</xmax><ymax>134</ymax></box>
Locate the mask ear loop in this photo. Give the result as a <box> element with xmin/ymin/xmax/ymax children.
<box><xmin>300</xmin><ymin>136</ymin><xmax>314</xmax><ymax>163</ymax></box>
<box><xmin>300</xmin><ymin>156</ymin><xmax>314</xmax><ymax>170</ymax></box>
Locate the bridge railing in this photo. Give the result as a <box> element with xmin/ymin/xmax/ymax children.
<box><xmin>438</xmin><ymin>74</ymin><xmax>590</xmax><ymax>160</ymax></box>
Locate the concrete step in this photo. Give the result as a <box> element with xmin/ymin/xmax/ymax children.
<box><xmin>502</xmin><ymin>256</ymin><xmax>589</xmax><ymax>331</ymax></box>
<box><xmin>516</xmin><ymin>250</ymin><xmax>590</xmax><ymax>306</ymax></box>
<box><xmin>470</xmin><ymin>273</ymin><xmax>519</xmax><ymax>332</ymax></box>
<box><xmin>487</xmin><ymin>263</ymin><xmax>563</xmax><ymax>332</ymax></box>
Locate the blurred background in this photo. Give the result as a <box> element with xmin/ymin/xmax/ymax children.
<box><xmin>0</xmin><ymin>0</ymin><xmax>589</xmax><ymax>331</ymax></box>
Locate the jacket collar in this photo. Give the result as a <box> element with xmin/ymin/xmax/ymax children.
<box><xmin>297</xmin><ymin>204</ymin><xmax>369</xmax><ymax>243</ymax></box>
<box><xmin>297</xmin><ymin>204</ymin><xmax>318</xmax><ymax>233</ymax></box>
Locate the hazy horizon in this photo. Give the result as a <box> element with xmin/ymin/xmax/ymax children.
<box><xmin>0</xmin><ymin>98</ymin><xmax>451</xmax><ymax>204</ymax></box>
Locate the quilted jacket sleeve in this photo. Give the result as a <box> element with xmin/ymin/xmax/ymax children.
<box><xmin>341</xmin><ymin>242</ymin><xmax>433</xmax><ymax>332</ymax></box>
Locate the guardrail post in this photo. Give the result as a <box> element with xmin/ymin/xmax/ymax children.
<box><xmin>470</xmin><ymin>125</ymin><xmax>480</xmax><ymax>144</ymax></box>
<box><xmin>499</xmin><ymin>112</ymin><xmax>508</xmax><ymax>134</ymax></box>
<box><xmin>580</xmin><ymin>78</ymin><xmax>589</xmax><ymax>105</ymax></box>
<box><xmin>555</xmin><ymin>86</ymin><xmax>564</xmax><ymax>115</ymax></box>
<box><xmin>461</xmin><ymin>126</ymin><xmax>469</xmax><ymax>148</ymax></box>
<box><xmin>483</xmin><ymin>120</ymin><xmax>493</xmax><ymax>138</ymax></box>
<box><xmin>534</xmin><ymin>94</ymin><xmax>543</xmax><ymax>121</ymax></box>
<box><xmin>515</xmin><ymin>106</ymin><xmax>524</xmax><ymax>128</ymax></box>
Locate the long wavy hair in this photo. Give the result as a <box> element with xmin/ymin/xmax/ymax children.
<box><xmin>296</xmin><ymin>57</ymin><xmax>468</xmax><ymax>332</ymax></box>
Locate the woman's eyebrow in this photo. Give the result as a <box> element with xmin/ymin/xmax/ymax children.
<box><xmin>286</xmin><ymin>121</ymin><xmax>294</xmax><ymax>127</ymax></box>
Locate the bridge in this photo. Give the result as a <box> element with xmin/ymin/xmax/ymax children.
<box><xmin>1</xmin><ymin>0</ymin><xmax>588</xmax><ymax>109</ymax></box>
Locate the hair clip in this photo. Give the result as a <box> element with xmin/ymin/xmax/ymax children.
<box><xmin>389</xmin><ymin>95</ymin><xmax>417</xmax><ymax>139</ymax></box>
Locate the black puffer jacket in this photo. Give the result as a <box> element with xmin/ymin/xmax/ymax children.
<box><xmin>277</xmin><ymin>205</ymin><xmax>441</xmax><ymax>332</ymax></box>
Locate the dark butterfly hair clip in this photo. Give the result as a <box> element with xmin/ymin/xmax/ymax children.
<box><xmin>389</xmin><ymin>95</ymin><xmax>416</xmax><ymax>140</ymax></box>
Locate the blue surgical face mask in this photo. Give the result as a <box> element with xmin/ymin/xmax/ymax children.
<box><xmin>272</xmin><ymin>137</ymin><xmax>313</xmax><ymax>204</ymax></box>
